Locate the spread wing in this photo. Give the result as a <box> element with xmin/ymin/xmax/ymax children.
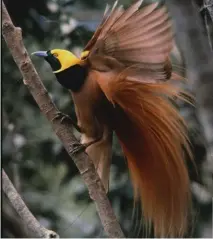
<box><xmin>83</xmin><ymin>0</ymin><xmax>124</xmax><ymax>53</ymax></box>
<box><xmin>84</xmin><ymin>0</ymin><xmax>173</xmax><ymax>80</ymax></box>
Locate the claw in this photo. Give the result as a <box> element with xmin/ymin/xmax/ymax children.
<box><xmin>70</xmin><ymin>137</ymin><xmax>102</xmax><ymax>156</ymax></box>
<box><xmin>51</xmin><ymin>112</ymin><xmax>82</xmax><ymax>132</ymax></box>
<box><xmin>70</xmin><ymin>142</ymin><xmax>86</xmax><ymax>155</ymax></box>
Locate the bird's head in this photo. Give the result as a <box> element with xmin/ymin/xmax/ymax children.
<box><xmin>32</xmin><ymin>49</ymin><xmax>89</xmax><ymax>92</ymax></box>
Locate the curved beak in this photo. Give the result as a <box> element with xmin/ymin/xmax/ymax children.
<box><xmin>31</xmin><ymin>51</ymin><xmax>48</xmax><ymax>58</ymax></box>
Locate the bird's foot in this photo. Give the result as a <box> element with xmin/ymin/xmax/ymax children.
<box><xmin>70</xmin><ymin>142</ymin><xmax>86</xmax><ymax>155</ymax></box>
<box><xmin>70</xmin><ymin>137</ymin><xmax>102</xmax><ymax>156</ymax></box>
<box><xmin>51</xmin><ymin>111</ymin><xmax>81</xmax><ymax>132</ymax></box>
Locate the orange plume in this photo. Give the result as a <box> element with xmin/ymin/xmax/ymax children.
<box><xmin>97</xmin><ymin>72</ymin><xmax>193</xmax><ymax>237</ymax></box>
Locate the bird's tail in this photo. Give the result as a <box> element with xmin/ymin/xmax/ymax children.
<box><xmin>98</xmin><ymin>73</ymin><xmax>193</xmax><ymax>237</ymax></box>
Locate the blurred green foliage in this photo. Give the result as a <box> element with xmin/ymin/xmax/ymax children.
<box><xmin>2</xmin><ymin>0</ymin><xmax>212</xmax><ymax>238</ymax></box>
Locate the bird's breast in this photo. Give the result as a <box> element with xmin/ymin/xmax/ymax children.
<box><xmin>55</xmin><ymin>64</ymin><xmax>88</xmax><ymax>92</ymax></box>
<box><xmin>71</xmin><ymin>70</ymin><xmax>116</xmax><ymax>137</ymax></box>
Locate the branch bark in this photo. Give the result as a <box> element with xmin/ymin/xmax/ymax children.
<box><xmin>166</xmin><ymin>0</ymin><xmax>213</xmax><ymax>193</ymax></box>
<box><xmin>2</xmin><ymin>1</ymin><xmax>125</xmax><ymax>238</ymax></box>
<box><xmin>2</xmin><ymin>169</ymin><xmax>59</xmax><ymax>238</ymax></box>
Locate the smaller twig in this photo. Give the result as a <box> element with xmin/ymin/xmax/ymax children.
<box><xmin>2</xmin><ymin>169</ymin><xmax>59</xmax><ymax>238</ymax></box>
<box><xmin>200</xmin><ymin>0</ymin><xmax>213</xmax><ymax>50</ymax></box>
<box><xmin>204</xmin><ymin>13</ymin><xmax>213</xmax><ymax>50</ymax></box>
<box><xmin>11</xmin><ymin>163</ymin><xmax>21</xmax><ymax>192</ymax></box>
<box><xmin>204</xmin><ymin>0</ymin><xmax>213</xmax><ymax>21</ymax></box>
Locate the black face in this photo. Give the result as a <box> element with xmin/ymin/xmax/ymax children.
<box><xmin>44</xmin><ymin>50</ymin><xmax>61</xmax><ymax>71</ymax></box>
<box><xmin>43</xmin><ymin>50</ymin><xmax>88</xmax><ymax>92</ymax></box>
<box><xmin>55</xmin><ymin>65</ymin><xmax>88</xmax><ymax>92</ymax></box>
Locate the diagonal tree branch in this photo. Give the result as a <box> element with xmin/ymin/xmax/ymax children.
<box><xmin>2</xmin><ymin>1</ymin><xmax>125</xmax><ymax>238</ymax></box>
<box><xmin>166</xmin><ymin>0</ymin><xmax>213</xmax><ymax>193</ymax></box>
<box><xmin>2</xmin><ymin>169</ymin><xmax>59</xmax><ymax>238</ymax></box>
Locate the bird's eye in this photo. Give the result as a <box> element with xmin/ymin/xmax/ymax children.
<box><xmin>53</xmin><ymin>53</ymin><xmax>58</xmax><ymax>57</ymax></box>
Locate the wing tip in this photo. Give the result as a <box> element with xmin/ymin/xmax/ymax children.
<box><xmin>136</xmin><ymin>0</ymin><xmax>144</xmax><ymax>9</ymax></box>
<box><xmin>103</xmin><ymin>4</ymin><xmax>110</xmax><ymax>17</ymax></box>
<box><xmin>111</xmin><ymin>0</ymin><xmax>119</xmax><ymax>12</ymax></box>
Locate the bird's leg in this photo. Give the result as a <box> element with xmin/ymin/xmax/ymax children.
<box><xmin>51</xmin><ymin>111</ymin><xmax>82</xmax><ymax>133</ymax></box>
<box><xmin>70</xmin><ymin>137</ymin><xmax>102</xmax><ymax>156</ymax></box>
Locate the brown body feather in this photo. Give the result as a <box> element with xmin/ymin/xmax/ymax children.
<box><xmin>71</xmin><ymin>73</ymin><xmax>113</xmax><ymax>191</ymax></box>
<box><xmin>70</xmin><ymin>0</ymin><xmax>192</xmax><ymax>237</ymax></box>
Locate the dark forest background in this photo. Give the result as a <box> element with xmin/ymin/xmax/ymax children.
<box><xmin>2</xmin><ymin>0</ymin><xmax>213</xmax><ymax>237</ymax></box>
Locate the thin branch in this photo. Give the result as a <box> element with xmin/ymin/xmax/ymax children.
<box><xmin>2</xmin><ymin>169</ymin><xmax>59</xmax><ymax>238</ymax></box>
<box><xmin>166</xmin><ymin>0</ymin><xmax>213</xmax><ymax>192</ymax></box>
<box><xmin>204</xmin><ymin>11</ymin><xmax>213</xmax><ymax>50</ymax></box>
<box><xmin>3</xmin><ymin>193</ymin><xmax>29</xmax><ymax>237</ymax></box>
<box><xmin>2</xmin><ymin>1</ymin><xmax>125</xmax><ymax>238</ymax></box>
<box><xmin>204</xmin><ymin>0</ymin><xmax>213</xmax><ymax>21</ymax></box>
<box><xmin>200</xmin><ymin>0</ymin><xmax>213</xmax><ymax>50</ymax></box>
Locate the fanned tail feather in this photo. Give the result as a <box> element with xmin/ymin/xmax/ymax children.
<box><xmin>98</xmin><ymin>75</ymin><xmax>193</xmax><ymax>237</ymax></box>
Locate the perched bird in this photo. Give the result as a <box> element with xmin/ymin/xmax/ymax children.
<box><xmin>33</xmin><ymin>0</ymin><xmax>193</xmax><ymax>237</ymax></box>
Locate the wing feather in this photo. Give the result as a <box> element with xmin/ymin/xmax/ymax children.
<box><xmin>83</xmin><ymin>1</ymin><xmax>123</xmax><ymax>52</ymax></box>
<box><xmin>111</xmin><ymin>0</ymin><xmax>143</xmax><ymax>31</ymax></box>
<box><xmin>86</xmin><ymin>0</ymin><xmax>174</xmax><ymax>82</ymax></box>
<box><xmin>117</xmin><ymin>7</ymin><xmax>169</xmax><ymax>40</ymax></box>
